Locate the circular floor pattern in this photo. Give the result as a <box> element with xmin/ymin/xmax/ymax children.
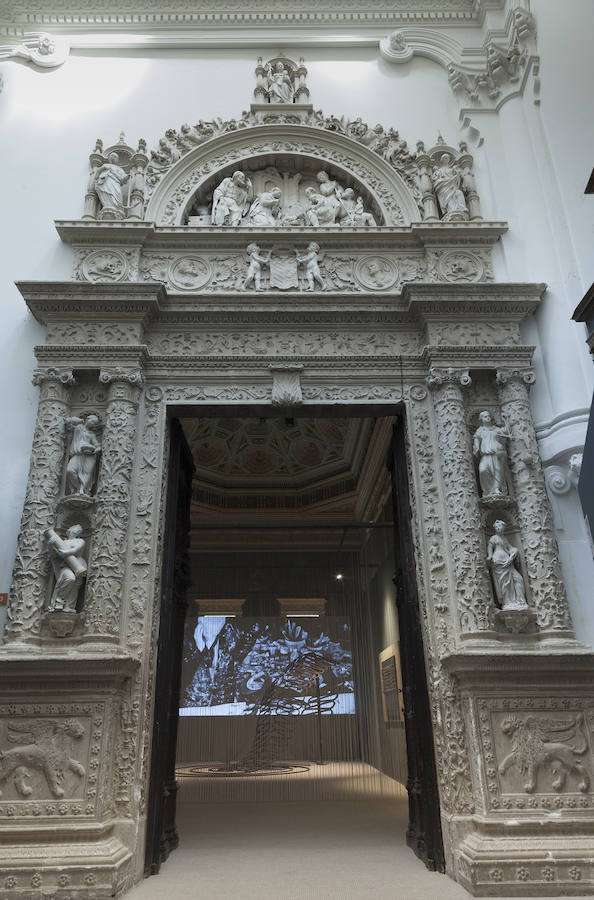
<box><xmin>176</xmin><ymin>763</ymin><xmax>310</xmax><ymax>778</ymax></box>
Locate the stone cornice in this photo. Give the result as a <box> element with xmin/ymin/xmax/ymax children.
<box><xmin>18</xmin><ymin>280</ymin><xmax>166</xmax><ymax>325</ymax></box>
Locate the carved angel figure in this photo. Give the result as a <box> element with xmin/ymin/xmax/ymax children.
<box><xmin>431</xmin><ymin>153</ymin><xmax>468</xmax><ymax>219</ymax></box>
<box><xmin>243</xmin><ymin>243</ymin><xmax>270</xmax><ymax>291</ymax></box>
<box><xmin>473</xmin><ymin>410</ymin><xmax>510</xmax><ymax>496</ymax></box>
<box><xmin>0</xmin><ymin>719</ymin><xmax>86</xmax><ymax>799</ymax></box>
<box><xmin>93</xmin><ymin>152</ymin><xmax>128</xmax><ymax>215</ymax></box>
<box><xmin>487</xmin><ymin>520</ymin><xmax>528</xmax><ymax>611</ymax></box>
<box><xmin>265</xmin><ymin>61</ymin><xmax>294</xmax><ymax>104</ymax></box>
<box><xmin>247</xmin><ymin>187</ymin><xmax>282</xmax><ymax>226</ymax></box>
<box><xmin>65</xmin><ymin>414</ymin><xmax>101</xmax><ymax>495</ymax></box>
<box><xmin>45</xmin><ymin>525</ymin><xmax>87</xmax><ymax>613</ymax></box>
<box><xmin>296</xmin><ymin>242</ymin><xmax>324</xmax><ymax>291</ymax></box>
<box><xmin>211</xmin><ymin>171</ymin><xmax>253</xmax><ymax>226</ymax></box>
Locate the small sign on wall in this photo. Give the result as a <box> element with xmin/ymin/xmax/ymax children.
<box><xmin>0</xmin><ymin>593</ymin><xmax>8</xmax><ymax>607</ymax></box>
<box><xmin>379</xmin><ymin>642</ymin><xmax>404</xmax><ymax>725</ymax></box>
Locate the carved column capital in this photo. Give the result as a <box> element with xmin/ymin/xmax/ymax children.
<box><xmin>33</xmin><ymin>367</ymin><xmax>76</xmax><ymax>402</ymax></box>
<box><xmin>495</xmin><ymin>368</ymin><xmax>536</xmax><ymax>387</ymax></box>
<box><xmin>99</xmin><ymin>368</ymin><xmax>144</xmax><ymax>406</ymax></box>
<box><xmin>426</xmin><ymin>367</ymin><xmax>471</xmax><ymax>390</ymax></box>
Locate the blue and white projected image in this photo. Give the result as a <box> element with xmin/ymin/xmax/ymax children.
<box><xmin>180</xmin><ymin>616</ymin><xmax>354</xmax><ymax>716</ymax></box>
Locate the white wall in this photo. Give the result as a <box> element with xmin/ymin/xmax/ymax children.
<box><xmin>1</xmin><ymin>12</ymin><xmax>593</xmax><ymax>639</ymax></box>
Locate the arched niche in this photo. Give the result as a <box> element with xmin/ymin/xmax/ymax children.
<box><xmin>145</xmin><ymin>124</ymin><xmax>421</xmax><ymax>227</ymax></box>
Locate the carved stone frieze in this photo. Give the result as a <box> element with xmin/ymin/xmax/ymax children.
<box><xmin>147</xmin><ymin>329</ymin><xmax>420</xmax><ymax>358</ymax></box>
<box><xmin>74</xmin><ymin>247</ymin><xmax>140</xmax><ymax>283</ymax></box>
<box><xmin>46</xmin><ymin>322</ymin><xmax>142</xmax><ymax>345</ymax></box>
<box><xmin>427</xmin><ymin>248</ymin><xmax>493</xmax><ymax>283</ymax></box>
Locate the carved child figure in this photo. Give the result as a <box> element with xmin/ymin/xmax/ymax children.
<box><xmin>65</xmin><ymin>414</ymin><xmax>101</xmax><ymax>496</ymax></box>
<box><xmin>243</xmin><ymin>243</ymin><xmax>270</xmax><ymax>291</ymax></box>
<box><xmin>487</xmin><ymin>520</ymin><xmax>528</xmax><ymax>611</ymax></box>
<box><xmin>296</xmin><ymin>242</ymin><xmax>324</xmax><ymax>291</ymax></box>
<box><xmin>45</xmin><ymin>525</ymin><xmax>87</xmax><ymax>613</ymax></box>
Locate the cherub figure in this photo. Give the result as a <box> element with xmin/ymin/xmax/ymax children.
<box><xmin>243</xmin><ymin>243</ymin><xmax>270</xmax><ymax>291</ymax></box>
<box><xmin>296</xmin><ymin>242</ymin><xmax>324</xmax><ymax>291</ymax></box>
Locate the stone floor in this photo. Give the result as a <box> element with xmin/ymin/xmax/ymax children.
<box><xmin>126</xmin><ymin>766</ymin><xmax>531</xmax><ymax>900</ymax></box>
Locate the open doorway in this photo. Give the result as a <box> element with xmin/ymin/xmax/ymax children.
<box><xmin>145</xmin><ymin>410</ymin><xmax>444</xmax><ymax>881</ymax></box>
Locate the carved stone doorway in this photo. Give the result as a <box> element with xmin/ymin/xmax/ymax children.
<box><xmin>145</xmin><ymin>408</ymin><xmax>444</xmax><ymax>879</ymax></box>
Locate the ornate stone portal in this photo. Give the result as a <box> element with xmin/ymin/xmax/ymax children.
<box><xmin>1</xmin><ymin>57</ymin><xmax>594</xmax><ymax>899</ymax></box>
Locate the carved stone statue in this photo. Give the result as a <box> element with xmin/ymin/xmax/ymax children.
<box><xmin>315</xmin><ymin>171</ymin><xmax>345</xmax><ymax>223</ymax></box>
<box><xmin>211</xmin><ymin>171</ymin><xmax>253</xmax><ymax>226</ymax></box>
<box><xmin>473</xmin><ymin>410</ymin><xmax>510</xmax><ymax>497</ymax></box>
<box><xmin>65</xmin><ymin>414</ymin><xmax>101</xmax><ymax>496</ymax></box>
<box><xmin>348</xmin><ymin>195</ymin><xmax>377</xmax><ymax>226</ymax></box>
<box><xmin>247</xmin><ymin>187</ymin><xmax>282</xmax><ymax>226</ymax></box>
<box><xmin>296</xmin><ymin>242</ymin><xmax>324</xmax><ymax>291</ymax></box>
<box><xmin>431</xmin><ymin>153</ymin><xmax>468</xmax><ymax>220</ymax></box>
<box><xmin>45</xmin><ymin>525</ymin><xmax>87</xmax><ymax>613</ymax></box>
<box><xmin>265</xmin><ymin>61</ymin><xmax>294</xmax><ymax>104</ymax></box>
<box><xmin>303</xmin><ymin>187</ymin><xmax>335</xmax><ymax>226</ymax></box>
<box><xmin>93</xmin><ymin>152</ymin><xmax>128</xmax><ymax>216</ymax></box>
<box><xmin>243</xmin><ymin>243</ymin><xmax>270</xmax><ymax>290</ymax></box>
<box><xmin>487</xmin><ymin>520</ymin><xmax>528</xmax><ymax>611</ymax></box>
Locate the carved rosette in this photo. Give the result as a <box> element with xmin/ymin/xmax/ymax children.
<box><xmin>5</xmin><ymin>368</ymin><xmax>75</xmax><ymax>642</ymax></box>
<box><xmin>427</xmin><ymin>367</ymin><xmax>493</xmax><ymax>633</ymax></box>
<box><xmin>83</xmin><ymin>369</ymin><xmax>144</xmax><ymax>642</ymax></box>
<box><xmin>496</xmin><ymin>369</ymin><xmax>572</xmax><ymax>632</ymax></box>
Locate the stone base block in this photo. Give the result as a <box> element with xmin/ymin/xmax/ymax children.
<box><xmin>456</xmin><ymin>829</ymin><xmax>594</xmax><ymax>896</ymax></box>
<box><xmin>0</xmin><ymin>832</ymin><xmax>132</xmax><ymax>898</ymax></box>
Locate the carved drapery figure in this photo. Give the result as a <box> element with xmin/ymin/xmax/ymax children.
<box><xmin>431</xmin><ymin>153</ymin><xmax>468</xmax><ymax>220</ymax></box>
<box><xmin>303</xmin><ymin>187</ymin><xmax>335</xmax><ymax>226</ymax></box>
<box><xmin>265</xmin><ymin>61</ymin><xmax>294</xmax><ymax>104</ymax></box>
<box><xmin>94</xmin><ymin>152</ymin><xmax>128</xmax><ymax>215</ymax></box>
<box><xmin>243</xmin><ymin>243</ymin><xmax>270</xmax><ymax>290</ymax></box>
<box><xmin>316</xmin><ymin>171</ymin><xmax>345</xmax><ymax>223</ymax></box>
<box><xmin>45</xmin><ymin>525</ymin><xmax>87</xmax><ymax>613</ymax></box>
<box><xmin>296</xmin><ymin>242</ymin><xmax>324</xmax><ymax>291</ymax></box>
<box><xmin>247</xmin><ymin>187</ymin><xmax>282</xmax><ymax>226</ymax></box>
<box><xmin>473</xmin><ymin>410</ymin><xmax>510</xmax><ymax>497</ymax></box>
<box><xmin>65</xmin><ymin>414</ymin><xmax>101</xmax><ymax>496</ymax></box>
<box><xmin>487</xmin><ymin>520</ymin><xmax>528</xmax><ymax>611</ymax></box>
<box><xmin>348</xmin><ymin>196</ymin><xmax>377</xmax><ymax>226</ymax></box>
<box><xmin>211</xmin><ymin>171</ymin><xmax>253</xmax><ymax>226</ymax></box>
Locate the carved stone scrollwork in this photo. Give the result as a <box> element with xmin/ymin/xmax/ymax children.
<box><xmin>5</xmin><ymin>369</ymin><xmax>75</xmax><ymax>643</ymax></box>
<box><xmin>427</xmin><ymin>367</ymin><xmax>493</xmax><ymax>633</ymax></box>
<box><xmin>496</xmin><ymin>369</ymin><xmax>572</xmax><ymax>633</ymax></box>
<box><xmin>82</xmin><ymin>370</ymin><xmax>144</xmax><ymax>642</ymax></box>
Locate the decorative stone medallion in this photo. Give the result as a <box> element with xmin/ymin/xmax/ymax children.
<box><xmin>438</xmin><ymin>250</ymin><xmax>484</xmax><ymax>283</ymax></box>
<box><xmin>168</xmin><ymin>256</ymin><xmax>211</xmax><ymax>291</ymax></box>
<box><xmin>82</xmin><ymin>250</ymin><xmax>127</xmax><ymax>283</ymax></box>
<box><xmin>354</xmin><ymin>256</ymin><xmax>399</xmax><ymax>291</ymax></box>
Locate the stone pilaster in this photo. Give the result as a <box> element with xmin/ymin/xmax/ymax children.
<box><xmin>427</xmin><ymin>367</ymin><xmax>493</xmax><ymax>633</ymax></box>
<box><xmin>496</xmin><ymin>368</ymin><xmax>573</xmax><ymax>634</ymax></box>
<box><xmin>83</xmin><ymin>368</ymin><xmax>144</xmax><ymax>643</ymax></box>
<box><xmin>5</xmin><ymin>368</ymin><xmax>75</xmax><ymax>643</ymax></box>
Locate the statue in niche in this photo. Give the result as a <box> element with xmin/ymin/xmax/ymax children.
<box><xmin>93</xmin><ymin>152</ymin><xmax>128</xmax><ymax>216</ymax></box>
<box><xmin>65</xmin><ymin>414</ymin><xmax>102</xmax><ymax>496</ymax></box>
<box><xmin>296</xmin><ymin>242</ymin><xmax>324</xmax><ymax>291</ymax></box>
<box><xmin>473</xmin><ymin>410</ymin><xmax>511</xmax><ymax>497</ymax></box>
<box><xmin>45</xmin><ymin>525</ymin><xmax>87</xmax><ymax>613</ymax></box>
<box><xmin>431</xmin><ymin>153</ymin><xmax>468</xmax><ymax>220</ymax></box>
<box><xmin>265</xmin><ymin>60</ymin><xmax>294</xmax><ymax>104</ymax></box>
<box><xmin>487</xmin><ymin>520</ymin><xmax>529</xmax><ymax>611</ymax></box>
<box><xmin>243</xmin><ymin>243</ymin><xmax>270</xmax><ymax>290</ymax></box>
<box><xmin>211</xmin><ymin>171</ymin><xmax>253</xmax><ymax>226</ymax></box>
<box><xmin>247</xmin><ymin>187</ymin><xmax>282</xmax><ymax>226</ymax></box>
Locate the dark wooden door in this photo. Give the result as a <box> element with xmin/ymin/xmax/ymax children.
<box><xmin>388</xmin><ymin>412</ymin><xmax>445</xmax><ymax>873</ymax></box>
<box><xmin>144</xmin><ymin>418</ymin><xmax>195</xmax><ymax>877</ymax></box>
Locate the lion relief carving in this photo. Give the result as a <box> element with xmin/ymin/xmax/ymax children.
<box><xmin>0</xmin><ymin>718</ymin><xmax>86</xmax><ymax>799</ymax></box>
<box><xmin>498</xmin><ymin>713</ymin><xmax>591</xmax><ymax>794</ymax></box>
